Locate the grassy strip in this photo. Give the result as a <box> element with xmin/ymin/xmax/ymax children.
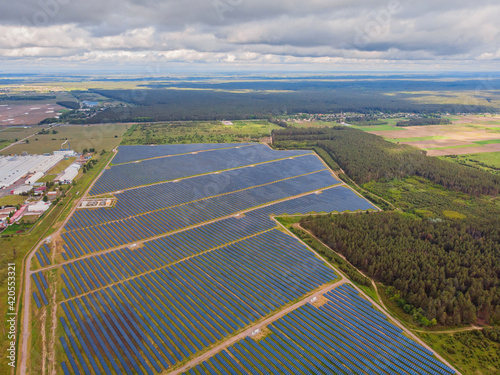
<box><xmin>473</xmin><ymin>139</ymin><xmax>500</xmax><ymax>145</ymax></box>
<box><xmin>0</xmin><ymin>151</ymin><xmax>114</xmax><ymax>374</ymax></box>
<box><xmin>424</xmin><ymin>144</ymin><xmax>480</xmax><ymax>150</ymax></box>
<box><xmin>390</xmin><ymin>136</ymin><xmax>449</xmax><ymax>142</ymax></box>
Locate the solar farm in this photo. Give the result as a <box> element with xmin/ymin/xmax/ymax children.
<box><xmin>29</xmin><ymin>143</ymin><xmax>456</xmax><ymax>375</ymax></box>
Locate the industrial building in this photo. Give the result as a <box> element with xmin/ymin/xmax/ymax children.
<box><xmin>28</xmin><ymin>201</ymin><xmax>51</xmax><ymax>213</ymax></box>
<box><xmin>0</xmin><ymin>154</ymin><xmax>64</xmax><ymax>188</ymax></box>
<box><xmin>26</xmin><ymin>171</ymin><xmax>44</xmax><ymax>185</ymax></box>
<box><xmin>57</xmin><ymin>163</ymin><xmax>80</xmax><ymax>184</ymax></box>
<box><xmin>53</xmin><ymin>140</ymin><xmax>76</xmax><ymax>157</ymax></box>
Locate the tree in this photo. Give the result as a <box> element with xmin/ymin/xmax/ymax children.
<box><xmin>42</xmin><ymin>195</ymin><xmax>48</xmax><ymax>202</ymax></box>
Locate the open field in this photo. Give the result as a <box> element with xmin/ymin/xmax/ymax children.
<box><xmin>0</xmin><ymin>126</ymin><xmax>42</xmax><ymax>149</ymax></box>
<box><xmin>363</xmin><ymin>115</ymin><xmax>500</xmax><ymax>156</ymax></box>
<box><xmin>0</xmin><ymin>194</ymin><xmax>26</xmax><ymax>207</ymax></box>
<box><xmin>420</xmin><ymin>331</ymin><xmax>500</xmax><ymax>375</ymax></box>
<box><xmin>22</xmin><ymin>143</ymin><xmax>457</xmax><ymax>375</ymax></box>
<box><xmin>0</xmin><ymin>103</ymin><xmax>64</xmax><ymax>125</ymax></box>
<box><xmin>444</xmin><ymin>152</ymin><xmax>500</xmax><ymax>174</ymax></box>
<box><xmin>2</xmin><ymin>124</ymin><xmax>128</xmax><ymax>155</ymax></box>
<box><xmin>121</xmin><ymin>120</ymin><xmax>279</xmax><ymax>145</ymax></box>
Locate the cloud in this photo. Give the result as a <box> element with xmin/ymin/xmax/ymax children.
<box><xmin>0</xmin><ymin>0</ymin><xmax>499</xmax><ymax>70</ymax></box>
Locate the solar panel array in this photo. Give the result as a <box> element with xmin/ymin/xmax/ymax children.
<box><xmin>111</xmin><ymin>143</ymin><xmax>253</xmax><ymax>165</ymax></box>
<box><xmin>182</xmin><ymin>284</ymin><xmax>455</xmax><ymax>375</ymax></box>
<box><xmin>90</xmin><ymin>144</ymin><xmax>312</xmax><ymax>195</ymax></box>
<box><xmin>29</xmin><ymin>144</ymin><xmax>453</xmax><ymax>374</ymax></box>
<box><xmin>68</xmin><ymin>154</ymin><xmax>331</xmax><ymax>229</ymax></box>
<box><xmin>35</xmin><ymin>243</ymin><xmax>51</xmax><ymax>267</ymax></box>
<box><xmin>59</xmin><ymin>231</ymin><xmax>337</xmax><ymax>374</ymax></box>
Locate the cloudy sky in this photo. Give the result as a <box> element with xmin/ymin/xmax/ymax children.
<box><xmin>1</xmin><ymin>0</ymin><xmax>500</xmax><ymax>71</ymax></box>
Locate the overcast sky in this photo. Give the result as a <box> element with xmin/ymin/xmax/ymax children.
<box><xmin>1</xmin><ymin>0</ymin><xmax>499</xmax><ymax>72</ymax></box>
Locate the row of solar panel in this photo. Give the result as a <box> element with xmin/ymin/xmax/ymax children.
<box><xmin>90</xmin><ymin>144</ymin><xmax>311</xmax><ymax>195</ymax></box>
<box><xmin>111</xmin><ymin>143</ymin><xmax>253</xmax><ymax>165</ymax></box>
<box><xmin>59</xmin><ymin>230</ymin><xmax>337</xmax><ymax>374</ymax></box>
<box><xmin>63</xmin><ymin>170</ymin><xmax>339</xmax><ymax>258</ymax></box>
<box><xmin>60</xmin><ymin>220</ymin><xmax>276</xmax><ymax>297</ymax></box>
<box><xmin>182</xmin><ymin>284</ymin><xmax>455</xmax><ymax>375</ymax></box>
<box><xmin>67</xmin><ymin>154</ymin><xmax>329</xmax><ymax>230</ymax></box>
<box><xmin>35</xmin><ymin>243</ymin><xmax>51</xmax><ymax>267</ymax></box>
<box><xmin>32</xmin><ymin>271</ymin><xmax>49</xmax><ymax>308</ymax></box>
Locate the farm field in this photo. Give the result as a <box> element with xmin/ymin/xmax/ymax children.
<box><xmin>25</xmin><ymin>143</ymin><xmax>458</xmax><ymax>375</ymax></box>
<box><xmin>0</xmin><ymin>103</ymin><xmax>64</xmax><ymax>125</ymax></box>
<box><xmin>2</xmin><ymin>123</ymin><xmax>129</xmax><ymax>155</ymax></box>
<box><xmin>363</xmin><ymin>115</ymin><xmax>500</xmax><ymax>156</ymax></box>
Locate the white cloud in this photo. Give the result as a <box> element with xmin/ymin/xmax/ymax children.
<box><xmin>0</xmin><ymin>0</ymin><xmax>499</xmax><ymax>69</ymax></box>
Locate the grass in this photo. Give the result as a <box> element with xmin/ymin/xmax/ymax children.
<box><xmin>390</xmin><ymin>136</ymin><xmax>449</xmax><ymax>142</ymax></box>
<box><xmin>1</xmin><ymin>124</ymin><xmax>128</xmax><ymax>155</ymax></box>
<box><xmin>419</xmin><ymin>331</ymin><xmax>500</xmax><ymax>375</ymax></box>
<box><xmin>38</xmin><ymin>175</ymin><xmax>57</xmax><ymax>183</ymax></box>
<box><xmin>0</xmin><ymin>194</ymin><xmax>26</xmax><ymax>207</ymax></box>
<box><xmin>352</xmin><ymin>124</ymin><xmax>405</xmax><ymax>132</ymax></box>
<box><xmin>473</xmin><ymin>139</ymin><xmax>500</xmax><ymax>145</ymax></box>
<box><xmin>0</xmin><ymin>126</ymin><xmax>43</xmax><ymax>151</ymax></box>
<box><xmin>424</xmin><ymin>144</ymin><xmax>480</xmax><ymax>150</ymax></box>
<box><xmin>363</xmin><ymin>176</ymin><xmax>500</xmax><ymax>220</ymax></box>
<box><xmin>442</xmin><ymin>210</ymin><xmax>467</xmax><ymax>220</ymax></box>
<box><xmin>121</xmin><ymin>120</ymin><xmax>280</xmax><ymax>145</ymax></box>
<box><xmin>443</xmin><ymin>152</ymin><xmax>500</xmax><ymax>173</ymax></box>
<box><xmin>0</xmin><ymin>150</ymin><xmax>114</xmax><ymax>374</ymax></box>
<box><xmin>44</xmin><ymin>157</ymin><xmax>77</xmax><ymax>176</ymax></box>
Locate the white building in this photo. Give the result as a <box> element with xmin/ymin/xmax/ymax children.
<box><xmin>57</xmin><ymin>163</ymin><xmax>80</xmax><ymax>184</ymax></box>
<box><xmin>26</xmin><ymin>172</ymin><xmax>44</xmax><ymax>185</ymax></box>
<box><xmin>11</xmin><ymin>185</ymin><xmax>32</xmax><ymax>195</ymax></box>
<box><xmin>53</xmin><ymin>149</ymin><xmax>76</xmax><ymax>157</ymax></box>
<box><xmin>28</xmin><ymin>201</ymin><xmax>51</xmax><ymax>213</ymax></box>
<box><xmin>0</xmin><ymin>154</ymin><xmax>63</xmax><ymax>188</ymax></box>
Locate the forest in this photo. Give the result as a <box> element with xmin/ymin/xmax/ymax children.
<box><xmin>272</xmin><ymin>127</ymin><xmax>500</xmax><ymax>196</ymax></box>
<box><xmin>273</xmin><ymin>126</ymin><xmax>500</xmax><ymax>327</ymax></box>
<box><xmin>85</xmin><ymin>85</ymin><xmax>494</xmax><ymax>123</ymax></box>
<box><xmin>301</xmin><ymin>212</ymin><xmax>500</xmax><ymax>326</ymax></box>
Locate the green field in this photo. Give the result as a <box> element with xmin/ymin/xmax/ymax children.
<box><xmin>351</xmin><ymin>124</ymin><xmax>406</xmax><ymax>132</ymax></box>
<box><xmin>473</xmin><ymin>139</ymin><xmax>500</xmax><ymax>145</ymax></box>
<box><xmin>0</xmin><ymin>195</ymin><xmax>26</xmax><ymax>207</ymax></box>
<box><xmin>391</xmin><ymin>135</ymin><xmax>449</xmax><ymax>142</ymax></box>
<box><xmin>424</xmin><ymin>144</ymin><xmax>479</xmax><ymax>150</ymax></box>
<box><xmin>0</xmin><ymin>126</ymin><xmax>43</xmax><ymax>150</ymax></box>
<box><xmin>420</xmin><ymin>330</ymin><xmax>500</xmax><ymax>375</ymax></box>
<box><xmin>121</xmin><ymin>120</ymin><xmax>280</xmax><ymax>145</ymax></box>
<box><xmin>2</xmin><ymin>124</ymin><xmax>128</xmax><ymax>155</ymax></box>
<box><xmin>444</xmin><ymin>152</ymin><xmax>500</xmax><ymax>174</ymax></box>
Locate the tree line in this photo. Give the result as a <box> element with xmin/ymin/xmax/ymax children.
<box><xmin>272</xmin><ymin>127</ymin><xmax>500</xmax><ymax>196</ymax></box>
<box><xmin>396</xmin><ymin>118</ymin><xmax>451</xmax><ymax>126</ymax></box>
